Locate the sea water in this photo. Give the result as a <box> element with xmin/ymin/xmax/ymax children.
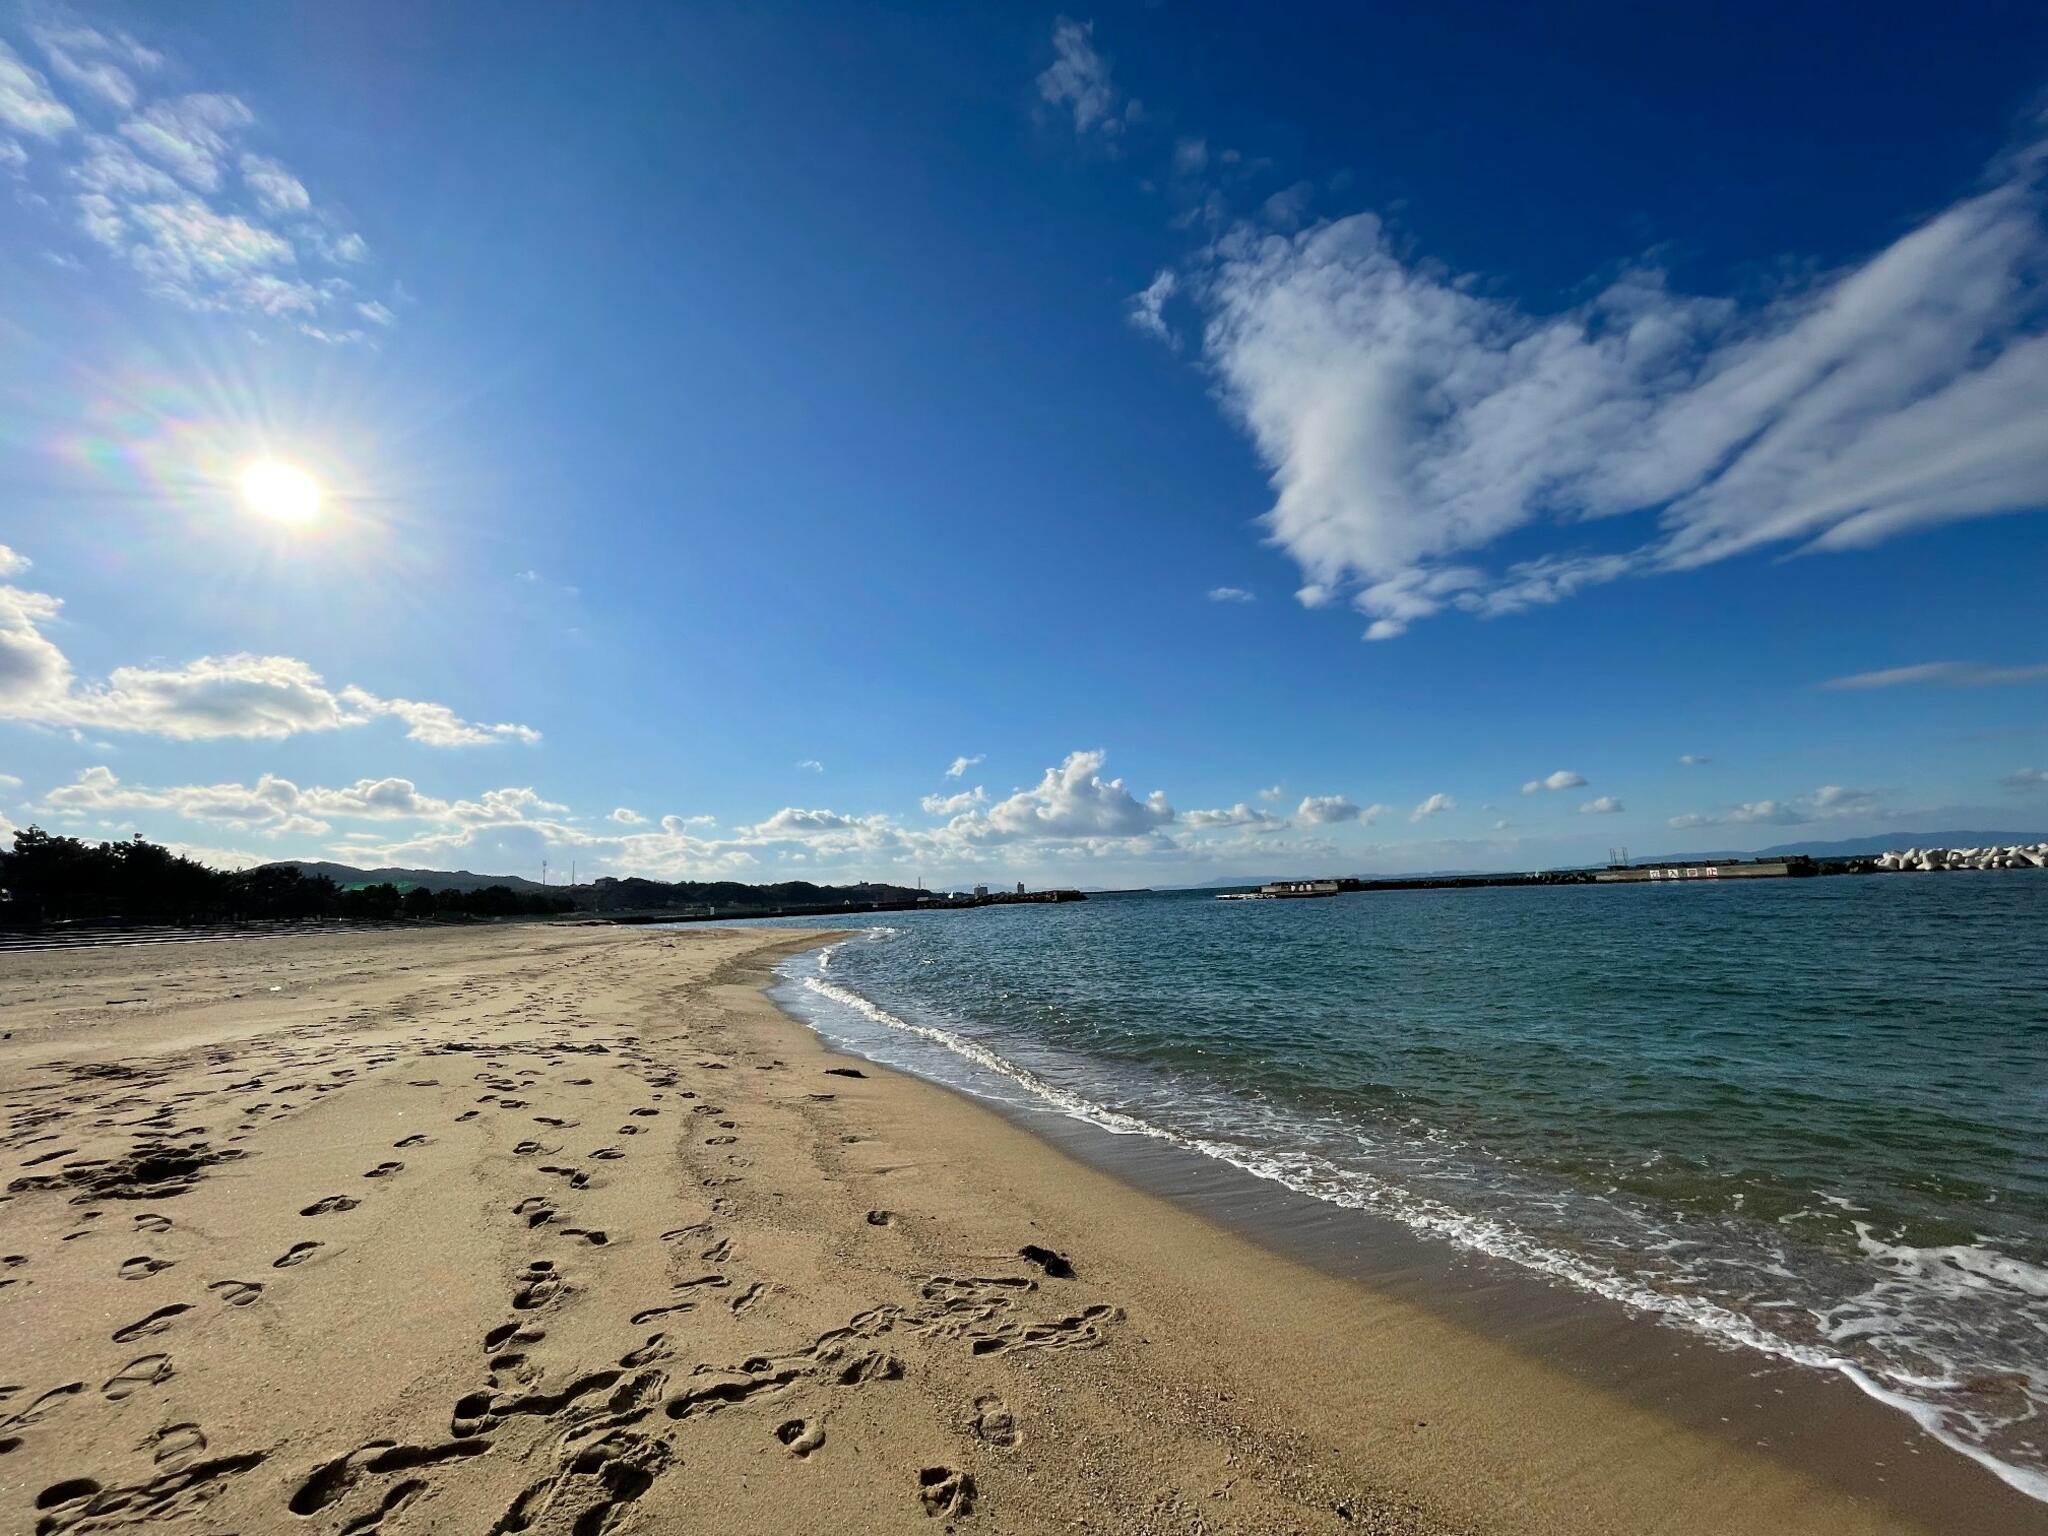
<box><xmin>746</xmin><ymin>874</ymin><xmax>2047</xmax><ymax>1499</ymax></box>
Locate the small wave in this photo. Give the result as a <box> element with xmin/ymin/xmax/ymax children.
<box><xmin>783</xmin><ymin>951</ymin><xmax>2048</xmax><ymax>1505</ymax></box>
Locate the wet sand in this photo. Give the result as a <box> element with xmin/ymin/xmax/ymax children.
<box><xmin>0</xmin><ymin>924</ymin><xmax>2036</xmax><ymax>1534</ymax></box>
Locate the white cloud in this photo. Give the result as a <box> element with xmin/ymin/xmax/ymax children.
<box><xmin>945</xmin><ymin>754</ymin><xmax>983</xmax><ymax>778</ymax></box>
<box><xmin>921</xmin><ymin>787</ymin><xmax>985</xmax><ymax>817</ymax></box>
<box><xmin>120</xmin><ymin>93</ymin><xmax>252</xmax><ymax>190</ymax></box>
<box><xmin>30</xmin><ymin>23</ymin><xmax>157</xmax><ymax>112</ymax></box>
<box><xmin>1183</xmin><ymin>802</ymin><xmax>1282</xmax><ymax>830</ymax></box>
<box><xmin>9</xmin><ymin>33</ymin><xmax>390</xmax><ymax>340</ymax></box>
<box><xmin>1668</xmin><ymin>800</ymin><xmax>1804</xmax><ymax>830</ymax></box>
<box><xmin>1261</xmin><ymin>181</ymin><xmax>1313</xmax><ymax>229</ymax></box>
<box><xmin>1296</xmin><ymin>794</ymin><xmax>1389</xmax><ymax>825</ymax></box>
<box><xmin>0</xmin><ymin>557</ymin><xmax>535</xmax><ymax>746</ymax></box>
<box><xmin>747</xmin><ymin>807</ymin><xmax>857</xmax><ymax>837</ymax></box>
<box><xmin>982</xmin><ymin>750</ymin><xmax>1172</xmax><ymax>840</ymax></box>
<box><xmin>2003</xmin><ymin>767</ymin><xmax>2047</xmax><ymax>789</ymax></box>
<box><xmin>1206</xmin><ymin>585</ymin><xmax>1255</xmax><ymax>603</ymax></box>
<box><xmin>1038</xmin><ymin>17</ymin><xmax>1120</xmax><ymax>139</ymax></box>
<box><xmin>238</xmin><ymin>150</ymin><xmax>307</xmax><ymax>214</ymax></box>
<box><xmin>1521</xmin><ymin>769</ymin><xmax>1586</xmax><ymax>794</ymax></box>
<box><xmin>1820</xmin><ymin>660</ymin><xmax>2048</xmax><ymax>690</ymax></box>
<box><xmin>1193</xmin><ymin>144</ymin><xmax>2048</xmax><ymax>641</ymax></box>
<box><xmin>0</xmin><ymin>39</ymin><xmax>77</xmax><ymax>140</ymax></box>
<box><xmin>1128</xmin><ymin>267</ymin><xmax>1178</xmax><ymax>342</ymax></box>
<box><xmin>1811</xmin><ymin>784</ymin><xmax>1876</xmax><ymax>809</ymax></box>
<box><xmin>348</xmin><ymin>692</ymin><xmax>540</xmax><ymax>748</ymax></box>
<box><xmin>610</xmin><ymin>807</ymin><xmax>647</xmax><ymax>825</ymax></box>
<box><xmin>797</xmin><ymin>759</ymin><xmax>824</xmax><ymax>772</ymax></box>
<box><xmin>1409</xmin><ymin>792</ymin><xmax>1455</xmax><ymax>823</ymax></box>
<box><xmin>1173</xmin><ymin>137</ymin><xmax>1207</xmax><ymax>175</ymax></box>
<box><xmin>37</xmin><ymin>766</ymin><xmax>476</xmax><ymax>839</ymax></box>
<box><xmin>1679</xmin><ymin>753</ymin><xmax>1710</xmax><ymax>766</ymax></box>
<box><xmin>1579</xmin><ymin>795</ymin><xmax>1624</xmax><ymax>814</ymax></box>
<box><xmin>1257</xmin><ymin>783</ymin><xmax>1285</xmax><ymax>802</ymax></box>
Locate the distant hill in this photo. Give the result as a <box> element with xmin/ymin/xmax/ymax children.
<box><xmin>1651</xmin><ymin>830</ymin><xmax>2048</xmax><ymax>862</ymax></box>
<box><xmin>260</xmin><ymin>860</ymin><xmax>549</xmax><ymax>894</ymax></box>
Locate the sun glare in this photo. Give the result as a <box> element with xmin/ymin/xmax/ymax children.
<box><xmin>240</xmin><ymin>458</ymin><xmax>322</xmax><ymax>525</ymax></box>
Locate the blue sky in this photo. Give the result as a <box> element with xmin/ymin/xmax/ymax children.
<box><xmin>2</xmin><ymin>1</ymin><xmax>2046</xmax><ymax>886</ymax></box>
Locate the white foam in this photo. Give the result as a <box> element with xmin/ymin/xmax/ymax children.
<box><xmin>781</xmin><ymin>942</ymin><xmax>2048</xmax><ymax>1505</ymax></box>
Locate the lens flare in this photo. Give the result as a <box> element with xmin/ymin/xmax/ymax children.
<box><xmin>240</xmin><ymin>458</ymin><xmax>322</xmax><ymax>524</ymax></box>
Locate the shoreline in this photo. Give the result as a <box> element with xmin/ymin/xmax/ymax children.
<box><xmin>0</xmin><ymin>924</ymin><xmax>2038</xmax><ymax>1534</ymax></box>
<box><xmin>765</xmin><ymin>933</ymin><xmax>2048</xmax><ymax>1522</ymax></box>
<box><xmin>759</xmin><ymin>934</ymin><xmax>2047</xmax><ymax>1535</ymax></box>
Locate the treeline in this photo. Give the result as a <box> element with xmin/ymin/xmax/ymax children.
<box><xmin>0</xmin><ymin>828</ymin><xmax>571</xmax><ymax>927</ymax></box>
<box><xmin>578</xmin><ymin>874</ymin><xmax>925</xmax><ymax>913</ymax></box>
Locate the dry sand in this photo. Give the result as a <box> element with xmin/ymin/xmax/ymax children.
<box><xmin>0</xmin><ymin>924</ymin><xmax>2017</xmax><ymax>1534</ymax></box>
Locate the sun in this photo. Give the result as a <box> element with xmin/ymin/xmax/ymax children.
<box><xmin>240</xmin><ymin>458</ymin><xmax>322</xmax><ymax>525</ymax></box>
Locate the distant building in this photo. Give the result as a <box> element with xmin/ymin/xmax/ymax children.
<box><xmin>973</xmin><ymin>884</ymin><xmax>989</xmax><ymax>898</ymax></box>
<box><xmin>1015</xmin><ymin>881</ymin><xmax>1025</xmax><ymax>895</ymax></box>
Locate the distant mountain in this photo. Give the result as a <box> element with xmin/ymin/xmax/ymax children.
<box><xmin>1651</xmin><ymin>830</ymin><xmax>2048</xmax><ymax>862</ymax></box>
<box><xmin>260</xmin><ymin>860</ymin><xmax>549</xmax><ymax>894</ymax></box>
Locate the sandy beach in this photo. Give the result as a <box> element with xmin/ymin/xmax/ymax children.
<box><xmin>0</xmin><ymin>924</ymin><xmax>2033</xmax><ymax>1535</ymax></box>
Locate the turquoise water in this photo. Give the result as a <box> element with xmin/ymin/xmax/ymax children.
<box><xmin>750</xmin><ymin>873</ymin><xmax>2048</xmax><ymax>1498</ymax></box>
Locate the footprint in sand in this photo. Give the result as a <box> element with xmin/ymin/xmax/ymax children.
<box><xmin>619</xmin><ymin>1333</ymin><xmax>669</xmax><ymax>1367</ymax></box>
<box><xmin>394</xmin><ymin>1134</ymin><xmax>430</xmax><ymax>1149</ymax></box>
<box><xmin>102</xmin><ymin>1354</ymin><xmax>172</xmax><ymax>1401</ymax></box>
<box><xmin>511</xmin><ymin>1261</ymin><xmax>564</xmax><ymax>1311</ymax></box>
<box><xmin>112</xmin><ymin>1305</ymin><xmax>190</xmax><ymax>1343</ymax></box>
<box><xmin>972</xmin><ymin>1394</ymin><xmax>1020</xmax><ymax>1446</ymax></box>
<box><xmin>208</xmin><ymin>1279</ymin><xmax>264</xmax><ymax>1307</ymax></box>
<box><xmin>273</xmin><ymin>1241</ymin><xmax>324</xmax><ymax>1269</ymax></box>
<box><xmin>918</xmin><ymin>1467</ymin><xmax>976</xmax><ymax>1517</ymax></box>
<box><xmin>362</xmin><ymin>1162</ymin><xmax>404</xmax><ymax>1180</ymax></box>
<box><xmin>590</xmin><ymin>1148</ymin><xmax>625</xmax><ymax>1161</ymax></box>
<box><xmin>513</xmin><ymin>1197</ymin><xmax>556</xmax><ymax>1229</ymax></box>
<box><xmin>132</xmin><ymin>1213</ymin><xmax>172</xmax><ymax>1233</ymax></box>
<box><xmin>118</xmin><ymin>1255</ymin><xmax>174</xmax><ymax>1280</ymax></box>
<box><xmin>145</xmin><ymin>1421</ymin><xmax>207</xmax><ymax>1466</ymax></box>
<box><xmin>300</xmin><ymin>1196</ymin><xmax>359</xmax><ymax>1217</ymax></box>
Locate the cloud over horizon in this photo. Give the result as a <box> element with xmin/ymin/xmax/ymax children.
<box><xmin>0</xmin><ymin>547</ymin><xmax>536</xmax><ymax>746</ymax></box>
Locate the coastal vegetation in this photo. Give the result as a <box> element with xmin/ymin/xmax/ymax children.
<box><xmin>0</xmin><ymin>828</ymin><xmax>573</xmax><ymax>927</ymax></box>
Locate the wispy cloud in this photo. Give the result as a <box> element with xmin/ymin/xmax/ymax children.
<box><xmin>1128</xmin><ymin>266</ymin><xmax>1177</xmax><ymax>343</ymax></box>
<box><xmin>1679</xmin><ymin>753</ymin><xmax>1711</xmax><ymax>766</ymax></box>
<box><xmin>1172</xmin><ymin>130</ymin><xmax>2048</xmax><ymax>639</ymax></box>
<box><xmin>1</xmin><ymin>21</ymin><xmax>390</xmax><ymax>341</ymax></box>
<box><xmin>1409</xmin><ymin>792</ymin><xmax>1456</xmax><ymax>823</ymax></box>
<box><xmin>0</xmin><ymin>38</ymin><xmax>76</xmax><ymax>139</ymax></box>
<box><xmin>945</xmin><ymin>753</ymin><xmax>983</xmax><ymax>778</ymax></box>
<box><xmin>797</xmin><ymin>759</ymin><xmax>824</xmax><ymax>772</ymax></box>
<box><xmin>1579</xmin><ymin>795</ymin><xmax>1624</xmax><ymax>814</ymax></box>
<box><xmin>1667</xmin><ymin>784</ymin><xmax>1879</xmax><ymax>829</ymax></box>
<box><xmin>1037</xmin><ymin>17</ymin><xmax>1127</xmax><ymax>141</ymax></box>
<box><xmin>2004</xmin><ymin>767</ymin><xmax>2047</xmax><ymax>789</ymax></box>
<box><xmin>1206</xmin><ymin>585</ymin><xmax>1254</xmax><ymax>603</ymax></box>
<box><xmin>1521</xmin><ymin>769</ymin><xmax>1586</xmax><ymax>794</ymax></box>
<box><xmin>1820</xmin><ymin>660</ymin><xmax>2048</xmax><ymax>690</ymax></box>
